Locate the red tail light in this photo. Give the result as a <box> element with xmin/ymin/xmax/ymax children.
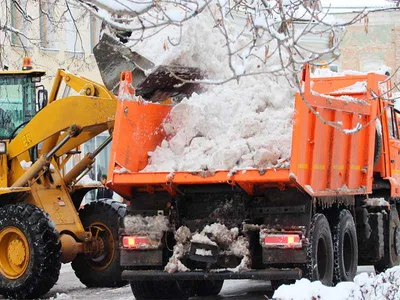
<box><xmin>264</xmin><ymin>234</ymin><xmax>302</xmax><ymax>248</ymax></box>
<box><xmin>122</xmin><ymin>236</ymin><xmax>151</xmax><ymax>249</ymax></box>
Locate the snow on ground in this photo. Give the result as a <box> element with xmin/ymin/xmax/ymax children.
<box><xmin>48</xmin><ymin>293</ymin><xmax>72</xmax><ymax>300</ymax></box>
<box><xmin>33</xmin><ymin>264</ymin><xmax>381</xmax><ymax>300</ymax></box>
<box><xmin>273</xmin><ymin>266</ymin><xmax>400</xmax><ymax>300</ymax></box>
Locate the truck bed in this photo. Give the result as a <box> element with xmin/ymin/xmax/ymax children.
<box><xmin>108</xmin><ymin>68</ymin><xmax>387</xmax><ymax>198</ymax></box>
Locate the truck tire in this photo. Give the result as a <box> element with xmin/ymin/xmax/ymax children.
<box><xmin>193</xmin><ymin>280</ymin><xmax>224</xmax><ymax>296</ymax></box>
<box><xmin>131</xmin><ymin>280</ymin><xmax>192</xmax><ymax>300</ymax></box>
<box><xmin>304</xmin><ymin>213</ymin><xmax>333</xmax><ymax>286</ymax></box>
<box><xmin>332</xmin><ymin>210</ymin><xmax>358</xmax><ymax>283</ymax></box>
<box><xmin>0</xmin><ymin>203</ymin><xmax>61</xmax><ymax>299</ymax></box>
<box><xmin>72</xmin><ymin>200</ymin><xmax>127</xmax><ymax>287</ymax></box>
<box><xmin>374</xmin><ymin>124</ymin><xmax>382</xmax><ymax>166</ymax></box>
<box><xmin>374</xmin><ymin>206</ymin><xmax>400</xmax><ymax>273</ymax></box>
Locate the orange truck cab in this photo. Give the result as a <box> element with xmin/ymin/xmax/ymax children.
<box><xmin>108</xmin><ymin>66</ymin><xmax>400</xmax><ymax>299</ymax></box>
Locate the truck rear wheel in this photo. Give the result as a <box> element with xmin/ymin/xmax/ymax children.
<box><xmin>374</xmin><ymin>206</ymin><xmax>400</xmax><ymax>273</ymax></box>
<box><xmin>193</xmin><ymin>280</ymin><xmax>224</xmax><ymax>296</ymax></box>
<box><xmin>72</xmin><ymin>200</ymin><xmax>127</xmax><ymax>287</ymax></box>
<box><xmin>130</xmin><ymin>280</ymin><xmax>192</xmax><ymax>300</ymax></box>
<box><xmin>332</xmin><ymin>210</ymin><xmax>358</xmax><ymax>283</ymax></box>
<box><xmin>304</xmin><ymin>213</ymin><xmax>333</xmax><ymax>286</ymax></box>
<box><xmin>0</xmin><ymin>203</ymin><xmax>61</xmax><ymax>299</ymax></box>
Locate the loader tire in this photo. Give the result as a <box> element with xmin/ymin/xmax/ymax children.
<box><xmin>0</xmin><ymin>203</ymin><xmax>61</xmax><ymax>299</ymax></box>
<box><xmin>193</xmin><ymin>280</ymin><xmax>224</xmax><ymax>296</ymax></box>
<box><xmin>72</xmin><ymin>200</ymin><xmax>127</xmax><ymax>287</ymax></box>
<box><xmin>374</xmin><ymin>206</ymin><xmax>400</xmax><ymax>273</ymax></box>
<box><xmin>130</xmin><ymin>280</ymin><xmax>192</xmax><ymax>300</ymax></box>
<box><xmin>303</xmin><ymin>213</ymin><xmax>334</xmax><ymax>286</ymax></box>
<box><xmin>332</xmin><ymin>210</ymin><xmax>358</xmax><ymax>283</ymax></box>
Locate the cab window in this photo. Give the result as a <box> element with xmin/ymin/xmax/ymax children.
<box><xmin>0</xmin><ymin>75</ymin><xmax>35</xmax><ymax>139</ymax></box>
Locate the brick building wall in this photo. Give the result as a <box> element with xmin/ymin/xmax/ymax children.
<box><xmin>333</xmin><ymin>10</ymin><xmax>400</xmax><ymax>83</ymax></box>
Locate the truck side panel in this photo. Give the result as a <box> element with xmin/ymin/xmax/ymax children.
<box><xmin>290</xmin><ymin>73</ymin><xmax>382</xmax><ymax>196</ymax></box>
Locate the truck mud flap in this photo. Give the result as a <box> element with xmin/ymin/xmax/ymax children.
<box><xmin>122</xmin><ymin>268</ymin><xmax>302</xmax><ymax>281</ymax></box>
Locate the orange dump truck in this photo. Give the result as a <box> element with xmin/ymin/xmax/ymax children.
<box><xmin>108</xmin><ymin>67</ymin><xmax>400</xmax><ymax>299</ymax></box>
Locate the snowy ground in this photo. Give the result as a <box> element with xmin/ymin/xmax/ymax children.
<box><xmin>38</xmin><ymin>263</ymin><xmax>275</xmax><ymax>300</ymax></box>
<box><xmin>0</xmin><ymin>265</ymin><xmax>375</xmax><ymax>300</ymax></box>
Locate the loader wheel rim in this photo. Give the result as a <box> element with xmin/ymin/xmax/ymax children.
<box><xmin>0</xmin><ymin>226</ymin><xmax>30</xmax><ymax>279</ymax></box>
<box><xmin>88</xmin><ymin>222</ymin><xmax>115</xmax><ymax>271</ymax></box>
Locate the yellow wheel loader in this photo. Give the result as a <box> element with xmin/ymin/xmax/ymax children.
<box><xmin>0</xmin><ymin>59</ymin><xmax>124</xmax><ymax>299</ymax></box>
<box><xmin>0</xmin><ymin>33</ymin><xmax>202</xmax><ymax>298</ymax></box>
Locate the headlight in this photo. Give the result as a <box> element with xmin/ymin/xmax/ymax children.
<box><xmin>0</xmin><ymin>141</ymin><xmax>6</xmax><ymax>154</ymax></box>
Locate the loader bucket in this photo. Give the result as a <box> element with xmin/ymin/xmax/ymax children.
<box><xmin>93</xmin><ymin>33</ymin><xmax>203</xmax><ymax>102</ymax></box>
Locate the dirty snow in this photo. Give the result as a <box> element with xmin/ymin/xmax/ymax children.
<box><xmin>165</xmin><ymin>226</ymin><xmax>192</xmax><ymax>273</ymax></box>
<box><xmin>364</xmin><ymin>198</ymin><xmax>390</xmax><ymax>207</ymax></box>
<box><xmin>191</xmin><ymin>233</ymin><xmax>217</xmax><ymax>246</ymax></box>
<box><xmin>48</xmin><ymin>293</ymin><xmax>73</xmax><ymax>300</ymax></box>
<box><xmin>273</xmin><ymin>266</ymin><xmax>400</xmax><ymax>300</ymax></box>
<box><xmin>123</xmin><ymin>215</ymin><xmax>169</xmax><ymax>239</ymax></box>
<box><xmin>193</xmin><ymin>223</ymin><xmax>251</xmax><ymax>271</ymax></box>
<box><xmin>166</xmin><ymin>223</ymin><xmax>250</xmax><ymax>273</ymax></box>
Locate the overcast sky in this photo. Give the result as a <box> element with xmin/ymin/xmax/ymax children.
<box><xmin>321</xmin><ymin>0</ymin><xmax>394</xmax><ymax>7</ymax></box>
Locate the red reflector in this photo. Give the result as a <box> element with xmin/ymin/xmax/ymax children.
<box><xmin>122</xmin><ymin>236</ymin><xmax>150</xmax><ymax>249</ymax></box>
<box><xmin>264</xmin><ymin>234</ymin><xmax>301</xmax><ymax>247</ymax></box>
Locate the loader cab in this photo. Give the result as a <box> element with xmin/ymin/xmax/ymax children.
<box><xmin>0</xmin><ymin>61</ymin><xmax>46</xmax><ymax>140</ymax></box>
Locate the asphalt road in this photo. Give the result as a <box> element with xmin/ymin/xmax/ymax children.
<box><xmin>42</xmin><ymin>265</ymin><xmax>375</xmax><ymax>300</ymax></box>
<box><xmin>43</xmin><ymin>264</ymin><xmax>274</xmax><ymax>300</ymax></box>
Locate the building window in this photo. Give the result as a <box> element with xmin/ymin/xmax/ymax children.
<box><xmin>40</xmin><ymin>0</ymin><xmax>57</xmax><ymax>49</ymax></box>
<box><xmin>65</xmin><ymin>4</ymin><xmax>83</xmax><ymax>53</ymax></box>
<box><xmin>90</xmin><ymin>15</ymin><xmax>102</xmax><ymax>53</ymax></box>
<box><xmin>10</xmin><ymin>0</ymin><xmax>29</xmax><ymax>47</ymax></box>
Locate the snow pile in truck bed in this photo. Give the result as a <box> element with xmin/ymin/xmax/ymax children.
<box><xmin>143</xmin><ymin>78</ymin><xmax>294</xmax><ymax>172</ymax></box>
<box><xmin>273</xmin><ymin>266</ymin><xmax>400</xmax><ymax>300</ymax></box>
<box><xmin>128</xmin><ymin>10</ymin><xmax>295</xmax><ymax>172</ymax></box>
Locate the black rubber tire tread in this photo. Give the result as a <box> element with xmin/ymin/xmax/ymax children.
<box><xmin>194</xmin><ymin>280</ymin><xmax>224</xmax><ymax>296</ymax></box>
<box><xmin>332</xmin><ymin>210</ymin><xmax>358</xmax><ymax>283</ymax></box>
<box><xmin>374</xmin><ymin>206</ymin><xmax>400</xmax><ymax>273</ymax></box>
<box><xmin>0</xmin><ymin>203</ymin><xmax>61</xmax><ymax>299</ymax></box>
<box><xmin>71</xmin><ymin>199</ymin><xmax>127</xmax><ymax>287</ymax></box>
<box><xmin>304</xmin><ymin>213</ymin><xmax>334</xmax><ymax>286</ymax></box>
<box><xmin>374</xmin><ymin>126</ymin><xmax>383</xmax><ymax>166</ymax></box>
<box><xmin>131</xmin><ymin>280</ymin><xmax>192</xmax><ymax>300</ymax></box>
